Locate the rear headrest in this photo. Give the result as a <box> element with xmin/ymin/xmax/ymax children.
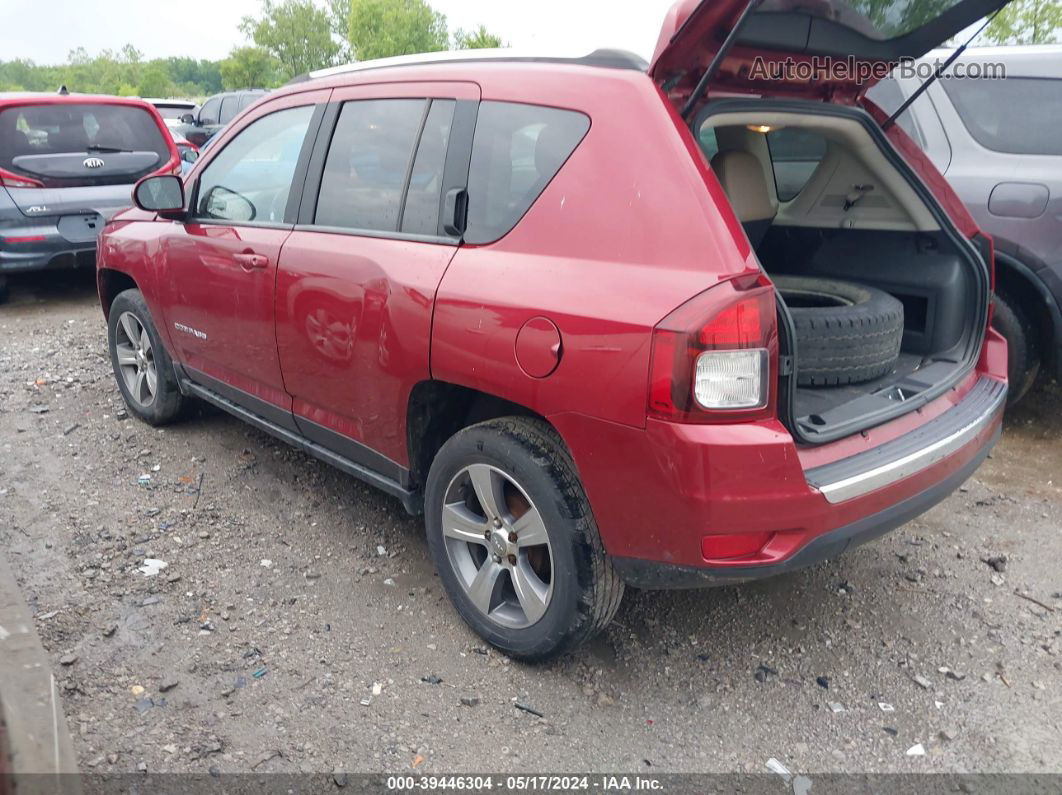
<box><xmin>710</xmin><ymin>149</ymin><xmax>774</xmax><ymax>223</ymax></box>
<box><xmin>534</xmin><ymin>123</ymin><xmax>573</xmax><ymax>177</ymax></box>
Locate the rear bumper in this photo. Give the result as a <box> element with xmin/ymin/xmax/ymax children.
<box><xmin>613</xmin><ymin>419</ymin><xmax>1000</xmax><ymax>588</ymax></box>
<box><xmin>0</xmin><ymin>225</ymin><xmax>97</xmax><ymax>273</ymax></box>
<box><xmin>554</xmin><ymin>371</ymin><xmax>1006</xmax><ymax>589</ymax></box>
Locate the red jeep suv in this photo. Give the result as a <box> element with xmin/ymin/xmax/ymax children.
<box><xmin>98</xmin><ymin>0</ymin><xmax>1010</xmax><ymax>659</ymax></box>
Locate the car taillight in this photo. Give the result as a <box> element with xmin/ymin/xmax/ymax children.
<box><xmin>151</xmin><ymin>154</ymin><xmax>183</xmax><ymax>178</ymax></box>
<box><xmin>0</xmin><ymin>167</ymin><xmax>44</xmax><ymax>189</ymax></box>
<box><xmin>648</xmin><ymin>275</ymin><xmax>777</xmax><ymax>423</ymax></box>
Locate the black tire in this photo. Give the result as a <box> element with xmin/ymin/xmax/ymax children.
<box><xmin>775</xmin><ymin>275</ymin><xmax>905</xmax><ymax>387</ymax></box>
<box><xmin>0</xmin><ymin>274</ymin><xmax>8</xmax><ymax>304</ymax></box>
<box><xmin>992</xmin><ymin>291</ymin><xmax>1039</xmax><ymax>405</ymax></box>
<box><xmin>424</xmin><ymin>417</ymin><xmax>624</xmax><ymax>661</ymax></box>
<box><xmin>107</xmin><ymin>288</ymin><xmax>187</xmax><ymax>425</ymax></box>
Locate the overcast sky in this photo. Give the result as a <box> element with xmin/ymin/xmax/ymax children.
<box><xmin>0</xmin><ymin>0</ymin><xmax>678</xmax><ymax>64</ymax></box>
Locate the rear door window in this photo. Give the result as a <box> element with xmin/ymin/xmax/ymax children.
<box><xmin>940</xmin><ymin>76</ymin><xmax>1062</xmax><ymax>155</ymax></box>
<box><xmin>218</xmin><ymin>96</ymin><xmax>238</xmax><ymax>125</ymax></box>
<box><xmin>766</xmin><ymin>129</ymin><xmax>828</xmax><ymax>201</ymax></box>
<box><xmin>464</xmin><ymin>101</ymin><xmax>590</xmax><ymax>245</ymax></box>
<box><xmin>0</xmin><ymin>103</ymin><xmax>170</xmax><ymax>187</ymax></box>
<box><xmin>199</xmin><ymin>97</ymin><xmax>221</xmax><ymax>125</ymax></box>
<box><xmin>194</xmin><ymin>105</ymin><xmax>314</xmax><ymax>224</ymax></box>
<box><xmin>400</xmin><ymin>99</ymin><xmax>456</xmax><ymax>235</ymax></box>
<box><xmin>314</xmin><ymin>99</ymin><xmax>426</xmax><ymax>232</ymax></box>
<box><xmin>238</xmin><ymin>93</ymin><xmax>259</xmax><ymax>112</ymax></box>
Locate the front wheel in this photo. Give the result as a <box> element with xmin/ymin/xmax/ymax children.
<box><xmin>108</xmin><ymin>288</ymin><xmax>187</xmax><ymax>425</ymax></box>
<box><xmin>424</xmin><ymin>418</ymin><xmax>623</xmax><ymax>661</ymax></box>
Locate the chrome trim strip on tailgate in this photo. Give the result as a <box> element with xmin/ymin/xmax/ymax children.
<box><xmin>806</xmin><ymin>377</ymin><xmax>1007</xmax><ymax>504</ymax></box>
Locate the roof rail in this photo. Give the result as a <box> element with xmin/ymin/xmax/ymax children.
<box><xmin>286</xmin><ymin>48</ymin><xmax>648</xmax><ymax>85</ymax></box>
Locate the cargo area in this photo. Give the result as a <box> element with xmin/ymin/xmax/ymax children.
<box><xmin>698</xmin><ymin>102</ymin><xmax>989</xmax><ymax>444</ymax></box>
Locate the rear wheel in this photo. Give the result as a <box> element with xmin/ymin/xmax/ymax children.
<box><xmin>992</xmin><ymin>291</ymin><xmax>1039</xmax><ymax>405</ymax></box>
<box><xmin>424</xmin><ymin>417</ymin><xmax>623</xmax><ymax>661</ymax></box>
<box><xmin>0</xmin><ymin>275</ymin><xmax>8</xmax><ymax>304</ymax></box>
<box><xmin>108</xmin><ymin>288</ymin><xmax>186</xmax><ymax>425</ymax></box>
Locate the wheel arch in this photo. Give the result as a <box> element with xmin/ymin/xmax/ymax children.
<box><xmin>406</xmin><ymin>380</ymin><xmax>556</xmax><ymax>492</ymax></box>
<box><xmin>992</xmin><ymin>243</ymin><xmax>1062</xmax><ymax>379</ymax></box>
<box><xmin>97</xmin><ymin>268</ymin><xmax>139</xmax><ymax>320</ymax></box>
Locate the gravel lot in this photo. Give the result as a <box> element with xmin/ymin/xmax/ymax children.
<box><xmin>1</xmin><ymin>270</ymin><xmax>1060</xmax><ymax>777</ymax></box>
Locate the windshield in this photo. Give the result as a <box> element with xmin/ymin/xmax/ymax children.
<box><xmin>0</xmin><ymin>103</ymin><xmax>170</xmax><ymax>186</ymax></box>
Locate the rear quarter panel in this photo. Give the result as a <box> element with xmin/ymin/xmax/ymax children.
<box><xmin>431</xmin><ymin>69</ymin><xmax>756</xmax><ymax>430</ymax></box>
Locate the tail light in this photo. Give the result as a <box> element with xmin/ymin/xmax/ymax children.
<box><xmin>0</xmin><ymin>168</ymin><xmax>44</xmax><ymax>189</ymax></box>
<box><xmin>648</xmin><ymin>274</ymin><xmax>777</xmax><ymax>423</ymax></box>
<box><xmin>150</xmin><ymin>154</ymin><xmax>183</xmax><ymax>178</ymax></box>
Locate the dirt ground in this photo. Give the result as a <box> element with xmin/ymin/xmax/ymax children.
<box><xmin>1</xmin><ymin>270</ymin><xmax>1060</xmax><ymax>777</ymax></box>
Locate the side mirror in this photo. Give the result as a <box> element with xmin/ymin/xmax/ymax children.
<box><xmin>180</xmin><ymin>113</ymin><xmax>195</xmax><ymax>125</ymax></box>
<box><xmin>180</xmin><ymin>148</ymin><xmax>199</xmax><ymax>164</ymax></box>
<box><xmin>133</xmin><ymin>175</ymin><xmax>185</xmax><ymax>219</ymax></box>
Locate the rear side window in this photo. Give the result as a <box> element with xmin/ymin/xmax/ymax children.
<box><xmin>315</xmin><ymin>99</ymin><xmax>426</xmax><ymax>232</ymax></box>
<box><xmin>941</xmin><ymin>76</ymin><xmax>1062</xmax><ymax>156</ymax></box>
<box><xmin>0</xmin><ymin>103</ymin><xmax>170</xmax><ymax>187</ymax></box>
<box><xmin>465</xmin><ymin>102</ymin><xmax>590</xmax><ymax>245</ymax></box>
<box><xmin>767</xmin><ymin>128</ymin><xmax>828</xmax><ymax>201</ymax></box>
<box><xmin>195</xmin><ymin>105</ymin><xmax>313</xmax><ymax>224</ymax></box>
<box><xmin>238</xmin><ymin>93</ymin><xmax>259</xmax><ymax>112</ymax></box>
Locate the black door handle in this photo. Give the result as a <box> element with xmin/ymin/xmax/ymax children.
<box><xmin>442</xmin><ymin>187</ymin><xmax>468</xmax><ymax>237</ymax></box>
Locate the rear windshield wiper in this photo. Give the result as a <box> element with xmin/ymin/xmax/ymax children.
<box><xmin>85</xmin><ymin>144</ymin><xmax>133</xmax><ymax>153</ymax></box>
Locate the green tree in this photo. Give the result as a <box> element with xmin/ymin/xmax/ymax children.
<box><xmin>240</xmin><ymin>0</ymin><xmax>341</xmax><ymax>80</ymax></box>
<box><xmin>220</xmin><ymin>46</ymin><xmax>281</xmax><ymax>90</ymax></box>
<box><xmin>983</xmin><ymin>0</ymin><xmax>1062</xmax><ymax>44</ymax></box>
<box><xmin>327</xmin><ymin>0</ymin><xmax>355</xmax><ymax>61</ymax></box>
<box><xmin>138</xmin><ymin>61</ymin><xmax>176</xmax><ymax>97</ymax></box>
<box><xmin>166</xmin><ymin>57</ymin><xmax>224</xmax><ymax>94</ymax></box>
<box><xmin>347</xmin><ymin>0</ymin><xmax>449</xmax><ymax>61</ymax></box>
<box><xmin>452</xmin><ymin>24</ymin><xmax>505</xmax><ymax>50</ymax></box>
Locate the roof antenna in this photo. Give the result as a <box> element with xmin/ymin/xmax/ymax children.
<box><xmin>57</xmin><ymin>84</ymin><xmax>69</xmax><ymax>95</ymax></box>
<box><xmin>681</xmin><ymin>0</ymin><xmax>765</xmax><ymax>121</ymax></box>
<box><xmin>883</xmin><ymin>10</ymin><xmax>999</xmax><ymax>131</ymax></box>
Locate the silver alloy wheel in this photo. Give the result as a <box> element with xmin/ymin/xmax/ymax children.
<box><xmin>441</xmin><ymin>463</ymin><xmax>554</xmax><ymax>629</ymax></box>
<box><xmin>115</xmin><ymin>311</ymin><xmax>157</xmax><ymax>407</ymax></box>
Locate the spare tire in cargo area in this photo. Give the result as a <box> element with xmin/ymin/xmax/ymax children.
<box><xmin>773</xmin><ymin>275</ymin><xmax>905</xmax><ymax>387</ymax></box>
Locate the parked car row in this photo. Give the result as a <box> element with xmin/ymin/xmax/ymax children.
<box><xmin>0</xmin><ymin>89</ymin><xmax>266</xmax><ymax>301</ymax></box>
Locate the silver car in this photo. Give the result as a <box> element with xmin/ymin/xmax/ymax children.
<box><xmin>868</xmin><ymin>46</ymin><xmax>1062</xmax><ymax>403</ymax></box>
<box><xmin>0</xmin><ymin>92</ymin><xmax>179</xmax><ymax>303</ymax></box>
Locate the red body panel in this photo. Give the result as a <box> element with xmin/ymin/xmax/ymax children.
<box><xmin>158</xmin><ymin>223</ymin><xmax>292</xmax><ymax>406</ymax></box>
<box><xmin>96</xmin><ymin>52</ymin><xmax>1005</xmax><ymax>581</ymax></box>
<box><xmin>276</xmin><ymin>231</ymin><xmax>457</xmax><ymax>465</ymax></box>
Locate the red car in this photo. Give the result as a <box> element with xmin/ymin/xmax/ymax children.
<box><xmin>97</xmin><ymin>0</ymin><xmax>1010</xmax><ymax>659</ymax></box>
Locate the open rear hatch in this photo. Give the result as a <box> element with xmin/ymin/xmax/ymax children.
<box><xmin>650</xmin><ymin>0</ymin><xmax>1011</xmax><ymax>102</ymax></box>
